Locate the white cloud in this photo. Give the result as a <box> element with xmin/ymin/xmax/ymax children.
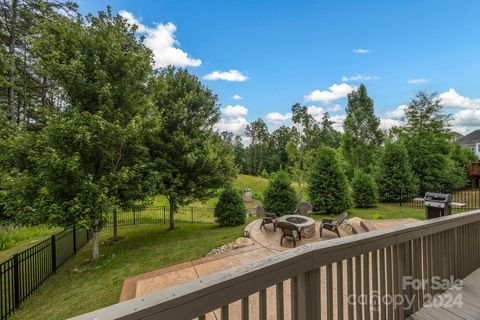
<box><xmin>341</xmin><ymin>74</ymin><xmax>379</xmax><ymax>82</ymax></box>
<box><xmin>451</xmin><ymin>109</ymin><xmax>480</xmax><ymax>134</ymax></box>
<box><xmin>118</xmin><ymin>10</ymin><xmax>149</xmax><ymax>33</ymax></box>
<box><xmin>438</xmin><ymin>88</ymin><xmax>480</xmax><ymax>109</ymax></box>
<box><xmin>386</xmin><ymin>104</ymin><xmax>407</xmax><ymax>119</ymax></box>
<box><xmin>215</xmin><ymin>117</ymin><xmax>248</xmax><ymax>135</ymax></box>
<box><xmin>353</xmin><ymin>48</ymin><xmax>369</xmax><ymax>54</ymax></box>
<box><xmin>203</xmin><ymin>70</ymin><xmax>248</xmax><ymax>82</ymax></box>
<box><xmin>119</xmin><ymin>10</ymin><xmax>201</xmax><ymax>68</ymax></box>
<box><xmin>221</xmin><ymin>105</ymin><xmax>248</xmax><ymax>117</ymax></box>
<box><xmin>265</xmin><ymin>112</ymin><xmax>292</xmax><ymax>124</ymax></box>
<box><xmin>407</xmin><ymin>78</ymin><xmax>427</xmax><ymax>84</ymax></box>
<box><xmin>328</xmin><ymin>104</ymin><xmax>342</xmax><ymax>112</ymax></box>
<box><xmin>304</xmin><ymin>83</ymin><xmax>355</xmax><ymax>104</ymax></box>
<box><xmin>379</xmin><ymin>118</ymin><xmax>400</xmax><ymax>130</ymax></box>
<box><xmin>232</xmin><ymin>94</ymin><xmax>242</xmax><ymax>100</ymax></box>
<box><xmin>214</xmin><ymin>105</ymin><xmax>249</xmax><ymax>135</ymax></box>
<box><xmin>331</xmin><ymin>115</ymin><xmax>346</xmax><ymax>132</ymax></box>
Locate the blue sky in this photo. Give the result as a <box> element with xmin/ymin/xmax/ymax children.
<box><xmin>80</xmin><ymin>0</ymin><xmax>480</xmax><ymax>135</ymax></box>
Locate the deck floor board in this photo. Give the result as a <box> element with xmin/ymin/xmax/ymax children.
<box><xmin>409</xmin><ymin>267</ymin><xmax>480</xmax><ymax>320</ymax></box>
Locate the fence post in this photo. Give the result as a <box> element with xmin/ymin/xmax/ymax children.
<box><xmin>113</xmin><ymin>209</ymin><xmax>118</xmax><ymax>241</ymax></box>
<box><xmin>133</xmin><ymin>208</ymin><xmax>136</xmax><ymax>226</ymax></box>
<box><xmin>51</xmin><ymin>234</ymin><xmax>57</xmax><ymax>273</ymax></box>
<box><xmin>164</xmin><ymin>206</ymin><xmax>166</xmax><ymax>224</ymax></box>
<box><xmin>73</xmin><ymin>226</ymin><xmax>77</xmax><ymax>255</ymax></box>
<box><xmin>191</xmin><ymin>207</ymin><xmax>194</xmax><ymax>223</ymax></box>
<box><xmin>13</xmin><ymin>254</ymin><xmax>20</xmax><ymax>307</ymax></box>
<box><xmin>400</xmin><ymin>189</ymin><xmax>403</xmax><ymax>208</ymax></box>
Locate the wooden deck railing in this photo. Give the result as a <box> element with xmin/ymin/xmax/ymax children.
<box><xmin>72</xmin><ymin>210</ymin><xmax>480</xmax><ymax>320</ymax></box>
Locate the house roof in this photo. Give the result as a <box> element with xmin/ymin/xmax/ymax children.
<box><xmin>458</xmin><ymin>129</ymin><xmax>480</xmax><ymax>145</ymax></box>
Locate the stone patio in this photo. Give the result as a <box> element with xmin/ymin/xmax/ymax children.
<box><xmin>119</xmin><ymin>217</ymin><xmax>418</xmax><ymax>319</ymax></box>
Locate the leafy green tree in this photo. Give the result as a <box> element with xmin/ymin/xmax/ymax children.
<box><xmin>148</xmin><ymin>67</ymin><xmax>236</xmax><ymax>230</ymax></box>
<box><xmin>395</xmin><ymin>92</ymin><xmax>459</xmax><ymax>194</ymax></box>
<box><xmin>266</xmin><ymin>125</ymin><xmax>297</xmax><ymax>173</ymax></box>
<box><xmin>376</xmin><ymin>141</ymin><xmax>418</xmax><ymax>202</ymax></box>
<box><xmin>318</xmin><ymin>112</ymin><xmax>341</xmax><ymax>148</ymax></box>
<box><xmin>233</xmin><ymin>135</ymin><xmax>247</xmax><ymax>173</ymax></box>
<box><xmin>3</xmin><ymin>9</ymin><xmax>156</xmax><ymax>262</ymax></box>
<box><xmin>214</xmin><ymin>186</ymin><xmax>245</xmax><ymax>227</ymax></box>
<box><xmin>352</xmin><ymin>170</ymin><xmax>378</xmax><ymax>208</ymax></box>
<box><xmin>308</xmin><ymin>147</ymin><xmax>352</xmax><ymax>214</ymax></box>
<box><xmin>342</xmin><ymin>84</ymin><xmax>383</xmax><ymax>175</ymax></box>
<box><xmin>449</xmin><ymin>142</ymin><xmax>478</xmax><ymax>189</ymax></box>
<box><xmin>245</xmin><ymin>118</ymin><xmax>269</xmax><ymax>175</ymax></box>
<box><xmin>0</xmin><ymin>0</ymin><xmax>78</xmax><ymax>123</ymax></box>
<box><xmin>263</xmin><ymin>170</ymin><xmax>297</xmax><ymax>216</ymax></box>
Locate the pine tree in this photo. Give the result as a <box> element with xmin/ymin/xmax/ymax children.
<box><xmin>342</xmin><ymin>84</ymin><xmax>383</xmax><ymax>174</ymax></box>
<box><xmin>308</xmin><ymin>147</ymin><xmax>352</xmax><ymax>214</ymax></box>
<box><xmin>376</xmin><ymin>142</ymin><xmax>418</xmax><ymax>202</ymax></box>
<box><xmin>352</xmin><ymin>170</ymin><xmax>378</xmax><ymax>208</ymax></box>
<box><xmin>214</xmin><ymin>186</ymin><xmax>245</xmax><ymax>227</ymax></box>
<box><xmin>263</xmin><ymin>171</ymin><xmax>297</xmax><ymax>216</ymax></box>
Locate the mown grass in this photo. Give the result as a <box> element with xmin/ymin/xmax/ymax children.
<box><xmin>11</xmin><ymin>221</ymin><xmax>252</xmax><ymax>320</ymax></box>
<box><xmin>0</xmin><ymin>225</ymin><xmax>61</xmax><ymax>262</ymax></box>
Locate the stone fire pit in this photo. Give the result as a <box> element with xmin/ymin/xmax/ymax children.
<box><xmin>278</xmin><ymin>214</ymin><xmax>316</xmax><ymax>238</ymax></box>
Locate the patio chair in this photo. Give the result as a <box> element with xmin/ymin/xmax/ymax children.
<box><xmin>295</xmin><ymin>202</ymin><xmax>313</xmax><ymax>216</ymax></box>
<box><xmin>277</xmin><ymin>221</ymin><xmax>302</xmax><ymax>247</ymax></box>
<box><xmin>319</xmin><ymin>212</ymin><xmax>348</xmax><ymax>238</ymax></box>
<box><xmin>256</xmin><ymin>206</ymin><xmax>277</xmax><ymax>232</ymax></box>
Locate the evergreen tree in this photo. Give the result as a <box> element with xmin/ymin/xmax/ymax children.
<box><xmin>0</xmin><ymin>0</ymin><xmax>78</xmax><ymax>123</ymax></box>
<box><xmin>342</xmin><ymin>84</ymin><xmax>383</xmax><ymax>174</ymax></box>
<box><xmin>308</xmin><ymin>147</ymin><xmax>352</xmax><ymax>214</ymax></box>
<box><xmin>263</xmin><ymin>170</ymin><xmax>297</xmax><ymax>216</ymax></box>
<box><xmin>376</xmin><ymin>142</ymin><xmax>418</xmax><ymax>202</ymax></box>
<box><xmin>352</xmin><ymin>170</ymin><xmax>378</xmax><ymax>208</ymax></box>
<box><xmin>395</xmin><ymin>92</ymin><xmax>457</xmax><ymax>194</ymax></box>
<box><xmin>214</xmin><ymin>186</ymin><xmax>245</xmax><ymax>227</ymax></box>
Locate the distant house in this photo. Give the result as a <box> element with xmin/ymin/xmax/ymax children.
<box><xmin>457</xmin><ymin>130</ymin><xmax>480</xmax><ymax>157</ymax></box>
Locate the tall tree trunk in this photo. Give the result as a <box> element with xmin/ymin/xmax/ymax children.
<box><xmin>91</xmin><ymin>231</ymin><xmax>100</xmax><ymax>262</ymax></box>
<box><xmin>7</xmin><ymin>0</ymin><xmax>18</xmax><ymax>121</ymax></box>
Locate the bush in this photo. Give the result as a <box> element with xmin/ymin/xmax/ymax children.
<box><xmin>264</xmin><ymin>171</ymin><xmax>297</xmax><ymax>216</ymax></box>
<box><xmin>352</xmin><ymin>170</ymin><xmax>378</xmax><ymax>208</ymax></box>
<box><xmin>376</xmin><ymin>142</ymin><xmax>417</xmax><ymax>202</ymax></box>
<box><xmin>214</xmin><ymin>187</ymin><xmax>246</xmax><ymax>227</ymax></box>
<box><xmin>308</xmin><ymin>147</ymin><xmax>352</xmax><ymax>214</ymax></box>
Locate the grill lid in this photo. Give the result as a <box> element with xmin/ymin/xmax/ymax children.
<box><xmin>424</xmin><ymin>192</ymin><xmax>451</xmax><ymax>203</ymax></box>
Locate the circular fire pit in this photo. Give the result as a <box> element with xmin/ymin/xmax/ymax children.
<box><xmin>278</xmin><ymin>215</ymin><xmax>316</xmax><ymax>238</ymax></box>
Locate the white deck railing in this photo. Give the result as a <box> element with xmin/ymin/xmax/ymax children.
<box><xmin>72</xmin><ymin>210</ymin><xmax>480</xmax><ymax>320</ymax></box>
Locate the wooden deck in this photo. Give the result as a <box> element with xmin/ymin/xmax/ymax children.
<box><xmin>409</xmin><ymin>267</ymin><xmax>480</xmax><ymax>320</ymax></box>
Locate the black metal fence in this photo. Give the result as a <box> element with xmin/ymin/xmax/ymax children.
<box><xmin>0</xmin><ymin>227</ymin><xmax>90</xmax><ymax>320</ymax></box>
<box><xmin>105</xmin><ymin>206</ymin><xmax>217</xmax><ymax>228</ymax></box>
<box><xmin>380</xmin><ymin>188</ymin><xmax>480</xmax><ymax>212</ymax></box>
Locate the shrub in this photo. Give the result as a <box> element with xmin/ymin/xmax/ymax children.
<box><xmin>376</xmin><ymin>142</ymin><xmax>417</xmax><ymax>202</ymax></box>
<box><xmin>214</xmin><ymin>186</ymin><xmax>246</xmax><ymax>227</ymax></box>
<box><xmin>308</xmin><ymin>147</ymin><xmax>352</xmax><ymax>214</ymax></box>
<box><xmin>263</xmin><ymin>171</ymin><xmax>297</xmax><ymax>216</ymax></box>
<box><xmin>352</xmin><ymin>170</ymin><xmax>378</xmax><ymax>208</ymax></box>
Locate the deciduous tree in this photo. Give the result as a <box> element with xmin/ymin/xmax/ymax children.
<box><xmin>148</xmin><ymin>67</ymin><xmax>236</xmax><ymax>230</ymax></box>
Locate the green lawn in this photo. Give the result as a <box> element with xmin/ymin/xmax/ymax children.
<box><xmin>0</xmin><ymin>225</ymin><xmax>61</xmax><ymax>262</ymax></box>
<box><xmin>11</xmin><ymin>222</ymin><xmax>251</xmax><ymax>320</ymax></box>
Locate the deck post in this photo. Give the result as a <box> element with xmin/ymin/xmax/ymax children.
<box><xmin>298</xmin><ymin>269</ymin><xmax>320</xmax><ymax>320</ymax></box>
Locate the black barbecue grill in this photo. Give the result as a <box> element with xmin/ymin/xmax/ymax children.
<box><xmin>423</xmin><ymin>192</ymin><xmax>452</xmax><ymax>219</ymax></box>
